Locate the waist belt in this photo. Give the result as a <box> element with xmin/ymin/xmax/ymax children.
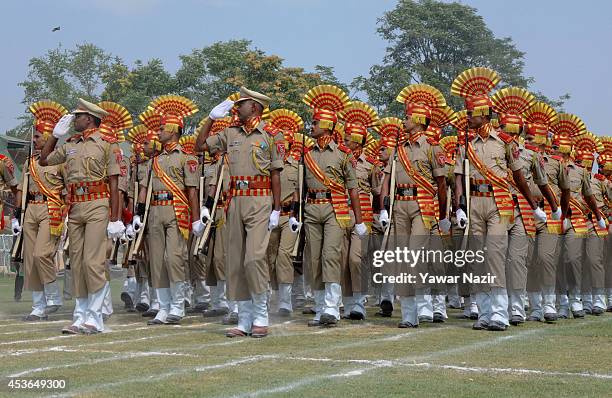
<box><xmin>153</xmin><ymin>191</ymin><xmax>174</xmax><ymax>201</ymax></box>
<box><xmin>231</xmin><ymin>179</ymin><xmax>271</xmax><ymax>190</ymax></box>
<box><xmin>470</xmin><ymin>180</ymin><xmax>494</xmax><ymax>197</ymax></box>
<box><xmin>69</xmin><ymin>181</ymin><xmax>109</xmax><ymax>202</ymax></box>
<box><xmin>395</xmin><ymin>184</ymin><xmax>417</xmax><ymax>200</ymax></box>
<box><xmin>307</xmin><ymin>191</ymin><xmax>332</xmax><ymax>200</ymax></box>
<box><xmin>27</xmin><ymin>192</ymin><xmax>47</xmax><ymax>203</ymax></box>
<box><xmin>229</xmin><ymin>176</ymin><xmax>271</xmax><ymax>197</ymax></box>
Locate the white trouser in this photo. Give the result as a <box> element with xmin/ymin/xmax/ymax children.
<box><xmin>542</xmin><ymin>287</ymin><xmax>557</xmax><ymax>315</ymax></box>
<box><xmin>400</xmin><ymin>296</ymin><xmax>418</xmax><ymax>325</ymax></box>
<box><xmin>313</xmin><ymin>290</ymin><xmax>324</xmax><ymax>321</ymax></box>
<box><xmin>154</xmin><ymin>288</ymin><xmax>171</xmax><ymax>322</ymax></box>
<box><xmin>193</xmin><ymin>280</ymin><xmax>210</xmax><ymax>305</ymax></box>
<box><xmin>476</xmin><ymin>291</ymin><xmax>492</xmax><ymax>323</ymax></box>
<box><xmin>210</xmin><ymin>281</ymin><xmax>229</xmax><ymax>310</ymax></box>
<box><xmin>123</xmin><ymin>276</ymin><xmax>137</xmax><ymax>302</ymax></box>
<box><xmin>432</xmin><ymin>294</ymin><xmax>448</xmax><ymax>318</ymax></box>
<box><xmin>252</xmin><ymin>292</ymin><xmax>268</xmax><ymax>327</ymax></box>
<box><xmin>323</xmin><ymin>282</ymin><xmax>341</xmax><ymax>319</ymax></box>
<box><xmin>86</xmin><ymin>282</ymin><xmax>110</xmax><ymax>331</ymax></box>
<box><xmin>30</xmin><ymin>291</ymin><xmax>46</xmax><ymax>317</ymax></box>
<box><xmin>581</xmin><ymin>293</ymin><xmax>593</xmax><ymax>311</ymax></box>
<box><xmin>137</xmin><ymin>279</ymin><xmax>150</xmax><ymax>306</ymax></box>
<box><xmin>416</xmin><ymin>287</ymin><xmax>433</xmax><ymax>318</ymax></box>
<box><xmin>568</xmin><ymin>288</ymin><xmax>583</xmax><ymax>312</ymax></box>
<box><xmin>101</xmin><ymin>283</ymin><xmax>113</xmax><ymax>316</ymax></box>
<box><xmin>44</xmin><ymin>280</ymin><xmax>63</xmax><ymax>307</ymax></box>
<box><xmin>508</xmin><ymin>289</ymin><xmax>526</xmax><ymax>319</ymax></box>
<box><xmin>72</xmin><ymin>297</ymin><xmax>88</xmax><ymax>328</ymax></box>
<box><xmin>351</xmin><ymin>292</ymin><xmax>366</xmax><ymax>317</ymax></box>
<box><xmin>169</xmin><ymin>281</ymin><xmax>186</xmax><ymax>317</ymax></box>
<box><xmin>278</xmin><ymin>283</ymin><xmax>293</xmax><ymax>312</ymax></box>
<box><xmin>380</xmin><ymin>283</ymin><xmax>394</xmax><ymax>303</ymax></box>
<box><xmin>237</xmin><ymin>300</ymin><xmax>253</xmax><ymax>334</ymax></box>
<box><xmin>528</xmin><ymin>291</ymin><xmax>543</xmax><ymax>319</ymax></box>
<box><xmin>592</xmin><ymin>288</ymin><xmax>606</xmax><ymax>310</ymax></box>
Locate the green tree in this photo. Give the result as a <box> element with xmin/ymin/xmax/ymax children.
<box><xmin>352</xmin><ymin>0</ymin><xmax>568</xmax><ymax>116</ymax></box>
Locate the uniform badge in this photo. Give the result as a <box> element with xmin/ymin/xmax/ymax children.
<box><xmin>187</xmin><ymin>160</ymin><xmax>198</xmax><ymax>174</ymax></box>
<box><xmin>436</xmin><ymin>153</ymin><xmax>447</xmax><ymax>166</ymax></box>
<box><xmin>5</xmin><ymin>159</ymin><xmax>14</xmax><ymax>175</ymax></box>
<box><xmin>512</xmin><ymin>144</ymin><xmax>520</xmax><ymax>160</ymax></box>
<box><xmin>276</xmin><ymin>142</ymin><xmax>286</xmax><ymax>159</ymax></box>
<box><xmin>120</xmin><ymin>164</ymin><xmax>127</xmax><ymax>177</ymax></box>
<box><xmin>113</xmin><ymin>148</ymin><xmax>122</xmax><ymax>164</ymax></box>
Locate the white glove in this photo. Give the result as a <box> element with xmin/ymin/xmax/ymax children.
<box><xmin>551</xmin><ymin>207</ymin><xmax>562</xmax><ymax>220</ymax></box>
<box><xmin>125</xmin><ymin>224</ymin><xmax>135</xmax><ymax>240</ymax></box>
<box><xmin>107</xmin><ymin>220</ymin><xmax>126</xmax><ymax>240</ymax></box>
<box><xmin>288</xmin><ymin>216</ymin><xmax>302</xmax><ymax>233</ymax></box>
<box><xmin>119</xmin><ymin>233</ymin><xmax>128</xmax><ymax>246</ymax></box>
<box><xmin>11</xmin><ymin>218</ymin><xmax>21</xmax><ymax>236</ymax></box>
<box><xmin>563</xmin><ymin>218</ymin><xmax>571</xmax><ymax>232</ymax></box>
<box><xmin>192</xmin><ymin>220</ymin><xmax>205</xmax><ymax>237</ymax></box>
<box><xmin>209</xmin><ymin>99</ymin><xmax>235</xmax><ymax>120</ymax></box>
<box><xmin>132</xmin><ymin>215</ymin><xmax>144</xmax><ymax>233</ymax></box>
<box><xmin>52</xmin><ymin>114</ymin><xmax>74</xmax><ymax>139</ymax></box>
<box><xmin>379</xmin><ymin>210</ymin><xmax>390</xmax><ymax>229</ymax></box>
<box><xmin>456</xmin><ymin>209</ymin><xmax>468</xmax><ymax>229</ymax></box>
<box><xmin>268</xmin><ymin>209</ymin><xmax>280</xmax><ymax>231</ymax></box>
<box><xmin>534</xmin><ymin>207</ymin><xmax>547</xmax><ymax>223</ymax></box>
<box><xmin>438</xmin><ymin>218</ymin><xmax>451</xmax><ymax>234</ymax></box>
<box><xmin>597</xmin><ymin>216</ymin><xmax>607</xmax><ymax>230</ymax></box>
<box><xmin>354</xmin><ymin>222</ymin><xmax>368</xmax><ymax>237</ymax></box>
<box><xmin>200</xmin><ymin>206</ymin><xmax>211</xmax><ymax>224</ymax></box>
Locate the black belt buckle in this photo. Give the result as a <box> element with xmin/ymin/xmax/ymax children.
<box><xmin>309</xmin><ymin>191</ymin><xmax>329</xmax><ymax>200</ymax></box>
<box><xmin>154</xmin><ymin>193</ymin><xmax>173</xmax><ymax>201</ymax></box>
<box><xmin>397</xmin><ymin>187</ymin><xmax>416</xmax><ymax>196</ymax></box>
<box><xmin>235</xmin><ymin>180</ymin><xmax>249</xmax><ymax>190</ymax></box>
<box><xmin>75</xmin><ymin>186</ymin><xmax>87</xmax><ymax>195</ymax></box>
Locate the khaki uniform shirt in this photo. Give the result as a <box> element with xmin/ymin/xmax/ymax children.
<box><xmin>305</xmin><ymin>141</ymin><xmax>357</xmax><ymax>191</ymax></box>
<box><xmin>281</xmin><ymin>157</ymin><xmax>298</xmax><ymax>203</ymax></box>
<box><xmin>0</xmin><ymin>155</ymin><xmax>17</xmax><ymax>189</ymax></box>
<box><xmin>141</xmin><ymin>144</ymin><xmax>199</xmax><ymax>191</ymax></box>
<box><xmin>356</xmin><ymin>154</ymin><xmax>383</xmax><ymax>196</ymax></box>
<box><xmin>514</xmin><ymin>144</ymin><xmax>547</xmax><ymax>197</ymax></box>
<box><xmin>387</xmin><ymin>135</ymin><xmax>446</xmax><ymax>188</ymax></box>
<box><xmin>454</xmin><ymin>129</ymin><xmax>523</xmax><ymax>179</ymax></box>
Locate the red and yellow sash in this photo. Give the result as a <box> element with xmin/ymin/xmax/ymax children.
<box><xmin>358</xmin><ymin>192</ymin><xmax>373</xmax><ymax>228</ymax></box>
<box><xmin>544</xmin><ymin>190</ymin><xmax>562</xmax><ymax>235</ymax></box>
<box><xmin>567</xmin><ymin>196</ymin><xmax>588</xmax><ymax>236</ymax></box>
<box><xmin>397</xmin><ymin>146</ymin><xmax>437</xmax><ymax>229</ymax></box>
<box><xmin>29</xmin><ymin>160</ymin><xmax>65</xmax><ymax>236</ymax></box>
<box><xmin>507</xmin><ymin>172</ymin><xmax>536</xmax><ymax>237</ymax></box>
<box><xmin>467</xmin><ymin>144</ymin><xmax>514</xmax><ymax>223</ymax></box>
<box><xmin>152</xmin><ymin>156</ymin><xmax>191</xmax><ymax>240</ymax></box>
<box><xmin>304</xmin><ymin>150</ymin><xmax>351</xmax><ymax>228</ymax></box>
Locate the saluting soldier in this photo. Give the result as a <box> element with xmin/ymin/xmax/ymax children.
<box><xmin>378</xmin><ymin>84</ymin><xmax>449</xmax><ymax>328</ymax></box>
<box><xmin>14</xmin><ymin>101</ymin><xmax>68</xmax><ymax>321</ymax></box>
<box><xmin>135</xmin><ymin>95</ymin><xmax>203</xmax><ymax>325</ymax></box>
<box><xmin>40</xmin><ymin>98</ymin><xmax>125</xmax><ymax>334</ymax></box>
<box><xmin>196</xmin><ymin>87</ymin><xmax>284</xmax><ymax>338</ymax></box>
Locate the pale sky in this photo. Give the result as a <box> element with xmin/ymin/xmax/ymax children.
<box><xmin>1</xmin><ymin>0</ymin><xmax>610</xmax><ymax>135</ymax></box>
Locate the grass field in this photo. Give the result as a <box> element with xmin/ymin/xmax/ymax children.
<box><xmin>0</xmin><ymin>276</ymin><xmax>610</xmax><ymax>398</ymax></box>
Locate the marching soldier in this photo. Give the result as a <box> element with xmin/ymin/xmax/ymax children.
<box><xmin>40</xmin><ymin>98</ymin><xmax>125</xmax><ymax>334</ymax></box>
<box><xmin>451</xmin><ymin>68</ymin><xmax>542</xmax><ymax>331</ymax></box>
<box><xmin>14</xmin><ymin>101</ymin><xmax>68</xmax><ymax>321</ymax></box>
<box><xmin>338</xmin><ymin>101</ymin><xmax>381</xmax><ymax>320</ymax></box>
<box><xmin>550</xmin><ymin>115</ymin><xmax>605</xmax><ymax>319</ymax></box>
<box><xmin>599</xmin><ymin>137</ymin><xmax>612</xmax><ymax>311</ymax></box>
<box><xmin>523</xmin><ymin>102</ymin><xmax>568</xmax><ymax>322</ymax></box>
<box><xmin>135</xmin><ymin>95</ymin><xmax>203</xmax><ymax>325</ymax></box>
<box><xmin>265</xmin><ymin>109</ymin><xmax>302</xmax><ymax>317</ymax></box>
<box><xmin>196</xmin><ymin>87</ymin><xmax>284</xmax><ymax>338</ymax></box>
<box><xmin>0</xmin><ymin>142</ymin><xmax>21</xmax><ymax>300</ymax></box>
<box><xmin>489</xmin><ymin>88</ymin><xmax>558</xmax><ymax>325</ymax></box>
<box><xmin>378</xmin><ymin>84</ymin><xmax>449</xmax><ymax>328</ymax></box>
<box><xmin>295</xmin><ymin>85</ymin><xmax>367</xmax><ymax>327</ymax></box>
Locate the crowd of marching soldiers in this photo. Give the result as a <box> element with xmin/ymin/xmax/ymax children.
<box><xmin>7</xmin><ymin>66</ymin><xmax>611</xmax><ymax>337</ymax></box>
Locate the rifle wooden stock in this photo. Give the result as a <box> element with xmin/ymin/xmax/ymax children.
<box><xmin>380</xmin><ymin>156</ymin><xmax>397</xmax><ymax>251</ymax></box>
<box><xmin>460</xmin><ymin>157</ymin><xmax>471</xmax><ymax>250</ymax></box>
<box><xmin>128</xmin><ymin>174</ymin><xmax>153</xmax><ymax>261</ymax></box>
<box><xmin>194</xmin><ymin>162</ymin><xmax>225</xmax><ymax>256</ymax></box>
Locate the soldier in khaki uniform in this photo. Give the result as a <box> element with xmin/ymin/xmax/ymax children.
<box><xmin>598</xmin><ymin>138</ymin><xmax>612</xmax><ymax>311</ymax></box>
<box><xmin>134</xmin><ymin>95</ymin><xmax>203</xmax><ymax>325</ymax></box>
<box><xmin>338</xmin><ymin>102</ymin><xmax>381</xmax><ymax>320</ymax></box>
<box><xmin>379</xmin><ymin>84</ymin><xmax>449</xmax><ymax>328</ymax></box>
<box><xmin>13</xmin><ymin>101</ymin><xmax>68</xmax><ymax>321</ymax></box>
<box><xmin>549</xmin><ymin>116</ymin><xmax>605</xmax><ymax>319</ymax></box>
<box><xmin>264</xmin><ymin>109</ymin><xmax>301</xmax><ymax>316</ymax></box>
<box><xmin>1</xmin><ymin>148</ymin><xmax>21</xmax><ymax>299</ymax></box>
<box><xmin>523</xmin><ymin>103</ymin><xmax>569</xmax><ymax>322</ymax></box>
<box><xmin>489</xmin><ymin>88</ymin><xmax>559</xmax><ymax>326</ymax></box>
<box><xmin>293</xmin><ymin>85</ymin><xmax>367</xmax><ymax>327</ymax></box>
<box><xmin>197</xmin><ymin>87</ymin><xmax>284</xmax><ymax>338</ymax></box>
<box><xmin>451</xmin><ymin>68</ymin><xmax>541</xmax><ymax>331</ymax></box>
<box><xmin>40</xmin><ymin>98</ymin><xmax>125</xmax><ymax>334</ymax></box>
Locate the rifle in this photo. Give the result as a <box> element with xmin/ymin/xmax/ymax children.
<box><xmin>460</xmin><ymin>125</ymin><xmax>471</xmax><ymax>250</ymax></box>
<box><xmin>11</xmin><ymin>126</ymin><xmax>33</xmax><ymax>261</ymax></box>
<box><xmin>380</xmin><ymin>133</ymin><xmax>399</xmax><ymax>251</ymax></box>
<box><xmin>194</xmin><ymin>159</ymin><xmax>225</xmax><ymax>256</ymax></box>
<box><xmin>291</xmin><ymin>130</ymin><xmax>307</xmax><ymax>273</ymax></box>
<box><xmin>122</xmin><ymin>158</ymin><xmax>139</xmax><ymax>267</ymax></box>
<box><xmin>128</xmin><ymin>171</ymin><xmax>153</xmax><ymax>261</ymax></box>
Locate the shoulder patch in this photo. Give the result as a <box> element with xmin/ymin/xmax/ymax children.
<box><xmin>497</xmin><ymin>131</ymin><xmax>515</xmax><ymax>144</ymax></box>
<box><xmin>100</xmin><ymin>134</ymin><xmax>118</xmax><ymax>143</ymax></box>
<box><xmin>181</xmin><ymin>146</ymin><xmax>195</xmax><ymax>155</ymax></box>
<box><xmin>263</xmin><ymin>123</ymin><xmax>281</xmax><ymax>137</ymax></box>
<box><xmin>186</xmin><ymin>159</ymin><xmax>198</xmax><ymax>174</ymax></box>
<box><xmin>426</xmin><ymin>137</ymin><xmax>439</xmax><ymax>146</ymax></box>
<box><xmin>594</xmin><ymin>173</ymin><xmax>605</xmax><ymax>181</ymax></box>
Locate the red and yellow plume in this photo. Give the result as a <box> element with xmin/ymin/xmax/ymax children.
<box><xmin>303</xmin><ymin>85</ymin><xmax>351</xmax><ymax>130</ymax></box>
<box><xmin>523</xmin><ymin>101</ymin><xmax>558</xmax><ymax>145</ymax></box>
<box><xmin>179</xmin><ymin>135</ymin><xmax>198</xmax><ymax>155</ymax></box>
<box><xmin>426</xmin><ymin>105</ymin><xmax>456</xmax><ymax>142</ymax></box>
<box><xmin>288</xmin><ymin>132</ymin><xmax>315</xmax><ymax>161</ymax></box>
<box><xmin>439</xmin><ymin>136</ymin><xmax>459</xmax><ymax>165</ymax></box>
<box><xmin>490</xmin><ymin>87</ymin><xmax>535</xmax><ymax>134</ymax></box>
<box><xmin>98</xmin><ymin>101</ymin><xmax>133</xmax><ymax>141</ymax></box>
<box><xmin>267</xmin><ymin>108</ymin><xmax>304</xmax><ymax>146</ymax></box>
<box><xmin>573</xmin><ymin>132</ymin><xmax>602</xmax><ymax>168</ymax></box>
<box><xmin>396</xmin><ymin>84</ymin><xmax>446</xmax><ymax>125</ymax></box>
<box><xmin>451</xmin><ymin>67</ymin><xmax>500</xmax><ymax>116</ymax></box>
<box><xmin>340</xmin><ymin>101</ymin><xmax>379</xmax><ymax>146</ymax></box>
<box><xmin>148</xmin><ymin>95</ymin><xmax>198</xmax><ymax>133</ymax></box>
<box><xmin>198</xmin><ymin>116</ymin><xmax>233</xmax><ymax>137</ymax></box>
<box><xmin>375</xmin><ymin>117</ymin><xmax>404</xmax><ymax>148</ymax></box>
<box><xmin>598</xmin><ymin>136</ymin><xmax>612</xmax><ymax>170</ymax></box>
<box><xmin>29</xmin><ymin>100</ymin><xmax>68</xmax><ymax>136</ymax></box>
<box><xmin>550</xmin><ymin>113</ymin><xmax>587</xmax><ymax>154</ymax></box>
<box><xmin>127</xmin><ymin>124</ymin><xmax>148</xmax><ymax>158</ymax></box>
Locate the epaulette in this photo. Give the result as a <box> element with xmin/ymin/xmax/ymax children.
<box><xmin>365</xmin><ymin>155</ymin><xmax>381</xmax><ymax>167</ymax></box>
<box><xmin>594</xmin><ymin>173</ymin><xmax>605</xmax><ymax>181</ymax></box>
<box><xmin>426</xmin><ymin>137</ymin><xmax>439</xmax><ymax>146</ymax></box>
<box><xmin>338</xmin><ymin>143</ymin><xmax>352</xmax><ymax>154</ymax></box>
<box><xmin>263</xmin><ymin>123</ymin><xmax>281</xmax><ymax>137</ymax></box>
<box><xmin>66</xmin><ymin>134</ymin><xmax>82</xmax><ymax>142</ymax></box>
<box><xmin>497</xmin><ymin>131</ymin><xmax>515</xmax><ymax>144</ymax></box>
<box><xmin>524</xmin><ymin>143</ymin><xmax>540</xmax><ymax>152</ymax></box>
<box><xmin>181</xmin><ymin>146</ymin><xmax>195</xmax><ymax>156</ymax></box>
<box><xmin>551</xmin><ymin>155</ymin><xmax>562</xmax><ymax>161</ymax></box>
<box><xmin>100</xmin><ymin>134</ymin><xmax>118</xmax><ymax>143</ymax></box>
